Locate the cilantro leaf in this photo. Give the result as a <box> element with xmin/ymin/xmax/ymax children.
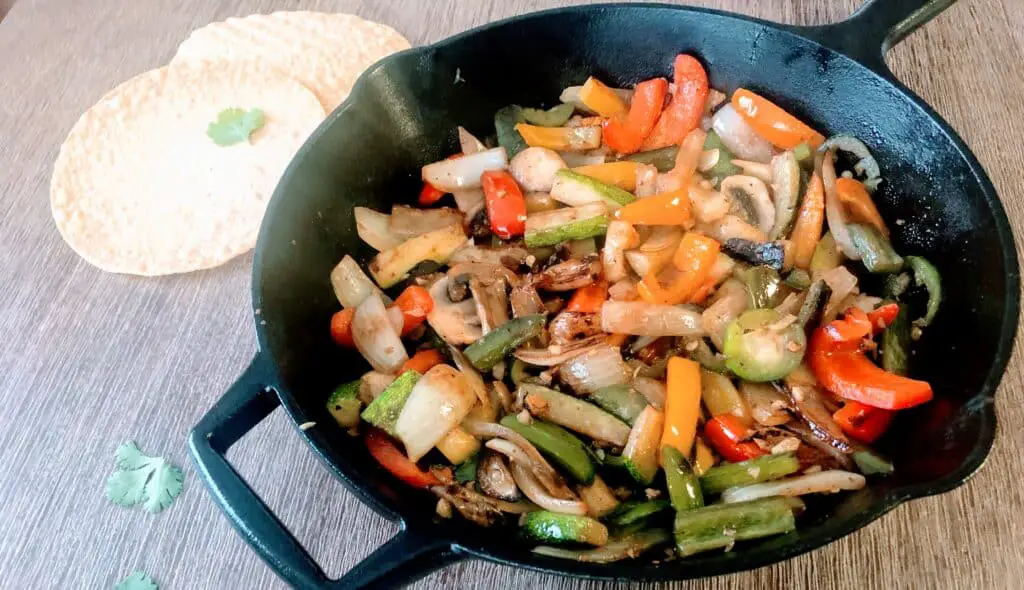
<box><xmin>206</xmin><ymin>107</ymin><xmax>265</xmax><ymax>146</ymax></box>
<box><xmin>114</xmin><ymin>571</ymin><xmax>158</xmax><ymax>590</ymax></box>
<box><xmin>105</xmin><ymin>441</ymin><xmax>184</xmax><ymax>513</ymax></box>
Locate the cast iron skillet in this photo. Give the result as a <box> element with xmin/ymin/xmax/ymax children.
<box><xmin>190</xmin><ymin>1</ymin><xmax>1020</xmax><ymax>587</ymax></box>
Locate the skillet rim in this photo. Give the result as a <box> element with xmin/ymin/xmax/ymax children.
<box><xmin>251</xmin><ymin>1</ymin><xmax>1021</xmax><ymax>581</ymax></box>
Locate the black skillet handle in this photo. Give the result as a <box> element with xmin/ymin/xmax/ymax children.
<box><xmin>189</xmin><ymin>354</ymin><xmax>463</xmax><ymax>589</ymax></box>
<box><xmin>796</xmin><ymin>0</ymin><xmax>957</xmax><ymax>73</ymax></box>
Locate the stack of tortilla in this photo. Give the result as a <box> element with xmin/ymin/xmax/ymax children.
<box><xmin>51</xmin><ymin>12</ymin><xmax>410</xmax><ymax>276</ymax></box>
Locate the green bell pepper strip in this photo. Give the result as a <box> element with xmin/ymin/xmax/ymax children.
<box><xmin>607</xmin><ymin>499</ymin><xmax>672</xmax><ymax>527</ymax></box>
<box><xmin>623</xmin><ymin>145</ymin><xmax>679</xmax><ymax>172</ymax></box>
<box><xmin>848</xmin><ymin>223</ymin><xmax>904</xmax><ymax>273</ymax></box>
<box><xmin>673</xmin><ymin>497</ymin><xmax>796</xmax><ymax>556</ymax></box>
<box><xmin>882</xmin><ymin>304</ymin><xmax>910</xmax><ymax>376</ymax></box>
<box><xmin>463</xmin><ymin>315</ymin><xmax>545</xmax><ymax>370</ymax></box>
<box><xmin>661</xmin><ymin>446</ymin><xmax>704</xmax><ymax>512</ymax></box>
<box><xmin>500</xmin><ymin>416</ymin><xmax>595</xmax><ymax>483</ymax></box>
<box><xmin>495</xmin><ymin>105</ymin><xmax>529</xmax><ymax>157</ymax></box>
<box><xmin>522</xmin><ymin>103</ymin><xmax>575</xmax><ymax>127</ymax></box>
<box><xmin>905</xmin><ymin>255</ymin><xmax>941</xmax><ymax>327</ymax></box>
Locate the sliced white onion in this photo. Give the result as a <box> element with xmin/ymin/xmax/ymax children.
<box><xmin>522</xmin><ymin>384</ymin><xmax>631</xmax><ymax>445</ymax></box>
<box><xmin>511</xmin><ymin>147</ymin><xmax>567</xmax><ymax>193</ymax></box>
<box><xmin>625</xmin><ymin>227</ymin><xmax>682</xmax><ymax>277</ymax></box>
<box><xmin>510</xmin><ymin>462</ymin><xmax>588</xmax><ymax>515</ymax></box>
<box><xmin>721</xmin><ymin>470</ymin><xmax>866</xmax><ymax>504</ymax></box>
<box><xmin>464</xmin><ymin>421</ymin><xmax>560</xmax><ymax>478</ymax></box>
<box><xmin>634</xmin><ymin>163</ymin><xmax>659</xmax><ymax>198</ymax></box>
<box><xmin>820</xmin><ymin>265</ymin><xmax>859</xmax><ymax>324</ymax></box>
<box><xmin>386</xmin><ymin>305</ymin><xmax>404</xmax><ymax>334</ymax></box>
<box><xmin>711</xmin><ymin>104</ymin><xmax>774</xmax><ymax>163</ymax></box>
<box><xmin>701</xmin><ymin>279</ymin><xmax>749</xmax><ymax>349</ymax></box>
<box><xmin>452</xmin><ymin>188</ymin><xmax>485</xmax><ymax>218</ymax></box>
<box><xmin>448</xmin><ymin>344</ymin><xmax>491</xmax><ymax>408</ymax></box>
<box><xmin>821</xmin><ymin>150</ymin><xmax>861</xmax><ymax>260</ymax></box>
<box><xmin>458</xmin><ymin>126</ymin><xmax>487</xmax><ymax>155</ymax></box>
<box><xmin>632</xmin><ymin>377</ymin><xmax>666</xmax><ymax>411</ymax></box>
<box><xmin>389</xmin><ymin>206</ymin><xmax>464</xmax><ymax>239</ymax></box>
<box><xmin>354</xmin><ymin>207</ymin><xmax>404</xmax><ymax>251</ymax></box>
<box><xmin>351</xmin><ymin>293</ymin><xmax>408</xmax><ymax>374</ymax></box>
<box><xmin>558</xmin><ymin>346</ymin><xmax>631</xmax><ymax>394</ymax></box>
<box><xmin>740</xmin><ymin>381</ymin><xmax>791</xmax><ymax>426</ymax></box>
<box><xmin>394</xmin><ymin>365</ymin><xmax>477</xmax><ymax>462</ymax></box>
<box><xmin>360</xmin><ymin>371</ymin><xmax>396</xmax><ymax>402</ymax></box>
<box><xmin>730</xmin><ymin>159</ymin><xmax>773</xmax><ymax>183</ymax></box>
<box><xmin>513</xmin><ymin>335</ymin><xmax>607</xmax><ymax>367</ymax></box>
<box><xmin>422</xmin><ymin>147</ymin><xmax>508</xmax><ymax>192</ymax></box>
<box><xmin>602</xmin><ymin>220</ymin><xmax>640</xmax><ymax>283</ymax></box>
<box><xmin>330</xmin><ymin>255</ymin><xmax>390</xmax><ymax>309</ymax></box>
<box><xmin>601</xmin><ymin>301</ymin><xmax>704</xmax><ymax>337</ymax></box>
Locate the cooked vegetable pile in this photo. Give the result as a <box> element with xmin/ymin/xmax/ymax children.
<box><xmin>325</xmin><ymin>54</ymin><xmax>942</xmax><ymax>563</ymax></box>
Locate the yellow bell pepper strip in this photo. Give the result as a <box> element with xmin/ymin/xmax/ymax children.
<box><xmin>731</xmin><ymin>88</ymin><xmax>825</xmax><ymax>149</ymax></box>
<box><xmin>835</xmin><ymin>177</ymin><xmax>888</xmax><ymax>237</ymax></box>
<box><xmin>515</xmin><ymin>123</ymin><xmax>602</xmax><ymax>151</ymax></box>
<box><xmin>603</xmin><ymin>77</ymin><xmax>669</xmax><ymax>154</ymax></box>
<box><xmin>572</xmin><ymin>161</ymin><xmax>641</xmax><ymax>191</ymax></box>
<box><xmin>578</xmin><ymin>76</ymin><xmax>629</xmax><ymax>118</ymax></box>
<box><xmin>638</xmin><ymin>232</ymin><xmax>722</xmax><ymax>305</ymax></box>
<box><xmin>662</xmin><ymin>356</ymin><xmax>703</xmax><ymax>456</ymax></box>
<box><xmin>692</xmin><ymin>437</ymin><xmax>716</xmax><ymax>475</ymax></box>
<box><xmin>642</xmin><ymin>55</ymin><xmax>709</xmax><ymax>150</ymax></box>
<box><xmin>614</xmin><ymin>188</ymin><xmax>692</xmax><ymax>226</ymax></box>
<box><xmin>790</xmin><ymin>172</ymin><xmax>825</xmax><ymax>269</ymax></box>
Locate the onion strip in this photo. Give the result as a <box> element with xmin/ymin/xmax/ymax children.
<box><xmin>821</xmin><ymin>150</ymin><xmax>861</xmax><ymax>260</ymax></box>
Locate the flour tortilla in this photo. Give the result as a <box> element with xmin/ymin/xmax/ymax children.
<box><xmin>51</xmin><ymin>61</ymin><xmax>325</xmax><ymax>276</ymax></box>
<box><xmin>172</xmin><ymin>11</ymin><xmax>411</xmax><ymax>113</ymax></box>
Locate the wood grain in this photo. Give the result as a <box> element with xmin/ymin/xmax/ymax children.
<box><xmin>1</xmin><ymin>1</ymin><xmax>1022</xmax><ymax>588</ymax></box>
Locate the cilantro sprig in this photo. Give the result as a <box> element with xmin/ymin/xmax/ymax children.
<box><xmin>207</xmin><ymin>107</ymin><xmax>265</xmax><ymax>146</ymax></box>
<box><xmin>106</xmin><ymin>442</ymin><xmax>184</xmax><ymax>513</ymax></box>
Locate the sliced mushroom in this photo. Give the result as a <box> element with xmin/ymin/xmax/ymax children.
<box><xmin>769</xmin><ymin>151</ymin><xmax>800</xmax><ymax>240</ymax></box>
<box><xmin>389</xmin><ymin>205</ymin><xmax>465</xmax><ymax>239</ymax></box>
<box><xmin>449</xmin><ymin>244</ymin><xmax>530</xmax><ymax>269</ymax></box>
<box><xmin>477</xmin><ymin>450</ymin><xmax>522</xmax><ymax>502</ymax></box>
<box><xmin>730</xmin><ymin>160</ymin><xmax>773</xmax><ymax>183</ymax></box>
<box><xmin>783</xmin><ymin>377</ymin><xmax>852</xmax><ymax>454</ymax></box>
<box><xmin>510</xmin><ymin>283</ymin><xmax>546</xmax><ymax>318</ymax></box>
<box><xmin>720</xmin><ymin>175</ymin><xmax>775</xmax><ymax>233</ymax></box>
<box><xmin>469</xmin><ymin>277</ymin><xmax>510</xmax><ymax>334</ymax></box>
<box><xmin>447</xmin><ymin>273</ymin><xmax>471</xmax><ymax>302</ymax></box>
<box><xmin>427</xmin><ymin>277</ymin><xmax>483</xmax><ymax>345</ymax></box>
<box><xmin>510</xmin><ymin>147</ymin><xmax>567</xmax><ymax>192</ymax></box>
<box><xmin>549</xmin><ymin>311</ymin><xmax>604</xmax><ymax>344</ymax></box>
<box><xmin>513</xmin><ymin>334</ymin><xmax>607</xmax><ymax>367</ymax></box>
<box><xmin>533</xmin><ymin>256</ymin><xmax>602</xmax><ymax>291</ymax></box>
<box><xmin>447</xmin><ymin>262</ymin><xmax>520</xmax><ymax>288</ymax></box>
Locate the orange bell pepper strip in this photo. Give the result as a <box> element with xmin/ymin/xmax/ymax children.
<box><xmin>703</xmin><ymin>415</ymin><xmax>766</xmax><ymax>463</ymax></box>
<box><xmin>833</xmin><ymin>401</ymin><xmax>894</xmax><ymax>443</ymax></box>
<box><xmin>790</xmin><ymin>172</ymin><xmax>825</xmax><ymax>269</ymax></box>
<box><xmin>637</xmin><ymin>233</ymin><xmax>719</xmax><ymax>305</ymax></box>
<box><xmin>835</xmin><ymin>177</ymin><xmax>889</xmax><ymax>237</ymax></box>
<box><xmin>329</xmin><ymin>308</ymin><xmax>357</xmax><ymax>348</ymax></box>
<box><xmin>566</xmin><ymin>280</ymin><xmax>608</xmax><ymax>313</ymax></box>
<box><xmin>662</xmin><ymin>357</ymin><xmax>703</xmax><ymax>455</ymax></box>
<box><xmin>578</xmin><ymin>77</ymin><xmax>629</xmax><ymax>118</ymax></box>
<box><xmin>614</xmin><ymin>188</ymin><xmax>692</xmax><ymax>226</ymax></box>
<box><xmin>731</xmin><ymin>88</ymin><xmax>825</xmax><ymax>149</ymax></box>
<box><xmin>642</xmin><ymin>55</ymin><xmax>709</xmax><ymax>151</ymax></box>
<box><xmin>364</xmin><ymin>428</ymin><xmax>440</xmax><ymax>489</ymax></box>
<box><xmin>394</xmin><ymin>285</ymin><xmax>434</xmax><ymax>336</ymax></box>
<box><xmin>481</xmin><ymin>169</ymin><xmax>528</xmax><ymax>239</ymax></box>
<box><xmin>401</xmin><ymin>348</ymin><xmax>446</xmax><ymax>374</ymax></box>
<box><xmin>603</xmin><ymin>77</ymin><xmax>669</xmax><ymax>154</ymax></box>
<box><xmin>808</xmin><ymin>327</ymin><xmax>933</xmax><ymax>410</ymax></box>
<box><xmin>571</xmin><ymin>161</ymin><xmax>641</xmax><ymax>191</ymax></box>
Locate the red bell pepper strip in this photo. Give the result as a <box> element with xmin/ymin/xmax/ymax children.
<box><xmin>393</xmin><ymin>285</ymin><xmax>434</xmax><ymax>336</ymax></box>
<box><xmin>329</xmin><ymin>308</ymin><xmax>356</xmax><ymax>348</ymax></box>
<box><xmin>833</xmin><ymin>401</ymin><xmax>894</xmax><ymax>443</ymax></box>
<box><xmin>641</xmin><ymin>55</ymin><xmax>709</xmax><ymax>151</ymax></box>
<box><xmin>418</xmin><ymin>182</ymin><xmax>447</xmax><ymax>206</ymax></box>
<box><xmin>703</xmin><ymin>415</ymin><xmax>765</xmax><ymax>463</ymax></box>
<box><xmin>808</xmin><ymin>328</ymin><xmax>933</xmax><ymax>410</ymax></box>
<box><xmin>566</xmin><ymin>280</ymin><xmax>608</xmax><ymax>314</ymax></box>
<box><xmin>364</xmin><ymin>427</ymin><xmax>440</xmax><ymax>489</ymax></box>
<box><xmin>867</xmin><ymin>303</ymin><xmax>900</xmax><ymax>329</ymax></box>
<box><xmin>602</xmin><ymin>77</ymin><xmax>669</xmax><ymax>154</ymax></box>
<box><xmin>481</xmin><ymin>170</ymin><xmax>527</xmax><ymax>239</ymax></box>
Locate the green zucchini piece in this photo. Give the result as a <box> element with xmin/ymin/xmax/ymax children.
<box><xmin>495</xmin><ymin>105</ymin><xmax>528</xmax><ymax>157</ymax></box>
<box><xmin>853</xmin><ymin>450</ymin><xmax>895</xmax><ymax>476</ymax></box>
<box><xmin>723</xmin><ymin>309</ymin><xmax>806</xmax><ymax>382</ymax></box>
<box><xmin>522</xmin><ymin>103</ymin><xmax>575</xmax><ymax>127</ymax></box>
<box><xmin>848</xmin><ymin>223</ymin><xmax>904</xmax><ymax>273</ymax></box>
<box><xmin>796</xmin><ymin>279</ymin><xmax>832</xmax><ymax>329</ymax></box>
<box><xmin>882</xmin><ymin>304</ymin><xmax>910</xmax><ymax>376</ymax></box>
<box><xmin>673</xmin><ymin>497</ymin><xmax>796</xmax><ymax>556</ymax></box>
<box><xmin>809</xmin><ymin>232</ymin><xmax>842</xmax><ymax>276</ymax></box>
<box><xmin>623</xmin><ymin>145</ymin><xmax>679</xmax><ymax>172</ymax></box>
<box><xmin>769</xmin><ymin>151</ymin><xmax>801</xmax><ymax>240</ymax></box>
<box><xmin>463</xmin><ymin>315</ymin><xmax>545</xmax><ymax>371</ymax></box>
<box><xmin>607</xmin><ymin>499</ymin><xmax>672</xmax><ymax>527</ymax></box>
<box><xmin>552</xmin><ymin>169</ymin><xmax>637</xmax><ymax>209</ymax></box>
<box><xmin>783</xmin><ymin>268</ymin><xmax>811</xmax><ymax>291</ymax></box>
<box><xmin>699</xmin><ymin>452</ymin><xmax>801</xmax><ymax>495</ymax></box>
<box><xmin>326</xmin><ymin>380</ymin><xmax>363</xmax><ymax>428</ymax></box>
<box><xmin>622</xmin><ymin>406</ymin><xmax>663</xmax><ymax>485</ymax></box>
<box><xmin>661</xmin><ymin>446</ymin><xmax>704</xmax><ymax>512</ymax></box>
<box><xmin>522</xmin><ymin>511</ymin><xmax>609</xmax><ymax>546</ymax></box>
<box><xmin>524</xmin><ymin>205</ymin><xmax>610</xmax><ymax>248</ymax></box>
<box><xmin>359</xmin><ymin>371</ymin><xmax>420</xmax><ymax>435</ymax></box>
<box><xmin>905</xmin><ymin>255</ymin><xmax>942</xmax><ymax>327</ymax></box>
<box><xmin>520</xmin><ymin>384</ymin><xmax>631</xmax><ymax>445</ymax></box>
<box><xmin>589</xmin><ymin>385</ymin><xmax>649</xmax><ymax>426</ymax></box>
<box><xmin>500</xmin><ymin>416</ymin><xmax>595</xmax><ymax>483</ymax></box>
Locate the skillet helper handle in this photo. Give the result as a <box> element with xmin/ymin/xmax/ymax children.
<box><xmin>190</xmin><ymin>355</ymin><xmax>463</xmax><ymax>589</ymax></box>
<box><xmin>800</xmin><ymin>0</ymin><xmax>957</xmax><ymax>72</ymax></box>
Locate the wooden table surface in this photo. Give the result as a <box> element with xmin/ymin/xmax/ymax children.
<box><xmin>2</xmin><ymin>0</ymin><xmax>1023</xmax><ymax>588</ymax></box>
